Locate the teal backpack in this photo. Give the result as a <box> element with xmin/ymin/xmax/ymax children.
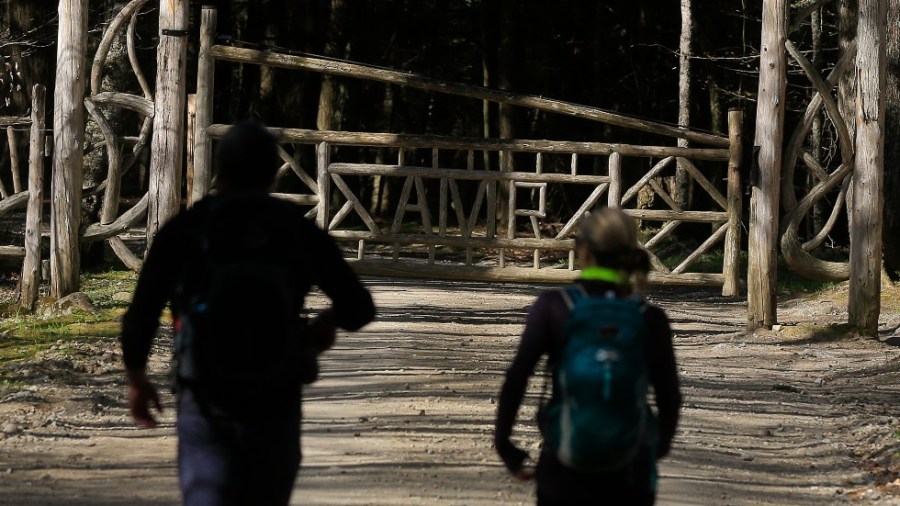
<box><xmin>539</xmin><ymin>284</ymin><xmax>652</xmax><ymax>471</ymax></box>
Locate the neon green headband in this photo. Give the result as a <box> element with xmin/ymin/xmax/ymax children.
<box><xmin>580</xmin><ymin>266</ymin><xmax>627</xmax><ymax>284</ymax></box>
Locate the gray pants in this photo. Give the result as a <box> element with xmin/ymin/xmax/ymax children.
<box><xmin>177</xmin><ymin>387</ymin><xmax>302</xmax><ymax>506</ymax></box>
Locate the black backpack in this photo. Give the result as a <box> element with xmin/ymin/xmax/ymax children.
<box><xmin>173</xmin><ymin>196</ymin><xmax>317</xmax><ymax>395</ymax></box>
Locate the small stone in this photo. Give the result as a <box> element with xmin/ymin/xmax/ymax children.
<box><xmin>772</xmin><ymin>324</ymin><xmax>783</xmax><ymax>331</ymax></box>
<box><xmin>1</xmin><ymin>423</ymin><xmax>20</xmax><ymax>435</ymax></box>
<box><xmin>112</xmin><ymin>292</ymin><xmax>132</xmax><ymax>303</ymax></box>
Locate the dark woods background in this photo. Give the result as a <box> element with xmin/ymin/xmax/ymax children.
<box><xmin>1</xmin><ymin>1</ymin><xmax>899</xmax><ymax>279</ymax></box>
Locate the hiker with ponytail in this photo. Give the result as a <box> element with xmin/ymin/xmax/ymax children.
<box><xmin>494</xmin><ymin>207</ymin><xmax>682</xmax><ymax>505</ymax></box>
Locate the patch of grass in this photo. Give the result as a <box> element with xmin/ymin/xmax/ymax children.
<box><xmin>0</xmin><ymin>309</ymin><xmax>125</xmax><ymax>364</ymax></box>
<box><xmin>774</xmin><ymin>322</ymin><xmax>854</xmax><ymax>344</ymax></box>
<box><xmin>0</xmin><ymin>268</ymin><xmax>138</xmax><ymax>366</ymax></box>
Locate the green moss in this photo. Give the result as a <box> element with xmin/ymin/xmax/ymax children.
<box><xmin>0</xmin><ymin>309</ymin><xmax>125</xmax><ymax>363</ymax></box>
<box><xmin>0</xmin><ymin>268</ymin><xmax>139</xmax><ymax>366</ymax></box>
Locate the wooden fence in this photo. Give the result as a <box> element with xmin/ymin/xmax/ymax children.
<box><xmin>193</xmin><ymin>7</ymin><xmax>743</xmax><ymax>294</ymax></box>
<box><xmin>189</xmin><ymin>8</ymin><xmax>743</xmax><ymax>293</ymax></box>
<box><xmin>199</xmin><ymin>121</ymin><xmax>743</xmax><ymax>293</ymax></box>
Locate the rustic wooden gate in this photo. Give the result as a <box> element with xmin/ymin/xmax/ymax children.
<box><xmin>192</xmin><ymin>7</ymin><xmax>744</xmax><ymax>294</ymax></box>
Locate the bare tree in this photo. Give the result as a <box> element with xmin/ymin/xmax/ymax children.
<box><xmin>673</xmin><ymin>0</ymin><xmax>693</xmax><ymax>209</ymax></box>
<box><xmin>883</xmin><ymin>0</ymin><xmax>900</xmax><ymax>281</ymax></box>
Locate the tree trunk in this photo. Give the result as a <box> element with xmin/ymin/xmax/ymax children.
<box><xmin>50</xmin><ymin>0</ymin><xmax>89</xmax><ymax>298</ymax></box>
<box><xmin>848</xmin><ymin>0</ymin><xmax>886</xmax><ymax>335</ymax></box>
<box><xmin>838</xmin><ymin>1</ymin><xmax>858</xmax><ymax>143</ymax></box>
<box><xmin>19</xmin><ymin>84</ymin><xmax>45</xmax><ymax>310</ymax></box>
<box><xmin>370</xmin><ymin>83</ymin><xmax>395</xmax><ymax>217</ymax></box>
<box><xmin>147</xmin><ymin>0</ymin><xmax>188</xmax><ymax>244</ymax></box>
<box><xmin>748</xmin><ymin>0</ymin><xmax>789</xmax><ymax>329</ymax></box>
<box><xmin>673</xmin><ymin>0</ymin><xmax>693</xmax><ymax>209</ymax></box>
<box><xmin>810</xmin><ymin>7</ymin><xmax>826</xmax><ymax>235</ymax></box>
<box><xmin>882</xmin><ymin>0</ymin><xmax>900</xmax><ymax>281</ymax></box>
<box><xmin>496</xmin><ymin>0</ymin><xmax>515</xmax><ymax>234</ymax></box>
<box><xmin>316</xmin><ymin>0</ymin><xmax>348</xmax><ymax>131</ymax></box>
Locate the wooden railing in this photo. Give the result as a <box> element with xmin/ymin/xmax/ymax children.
<box><xmin>205</xmin><ymin>119</ymin><xmax>743</xmax><ymax>294</ymax></box>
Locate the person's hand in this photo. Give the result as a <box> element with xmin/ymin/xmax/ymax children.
<box><xmin>126</xmin><ymin>369</ymin><xmax>162</xmax><ymax>428</ymax></box>
<box><xmin>513</xmin><ymin>467</ymin><xmax>535</xmax><ymax>481</ymax></box>
<box><xmin>308</xmin><ymin>309</ymin><xmax>337</xmax><ymax>352</ymax></box>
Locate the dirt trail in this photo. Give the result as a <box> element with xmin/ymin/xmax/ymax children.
<box><xmin>0</xmin><ymin>279</ymin><xmax>898</xmax><ymax>505</ymax></box>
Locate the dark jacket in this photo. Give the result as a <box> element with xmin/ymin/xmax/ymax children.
<box><xmin>494</xmin><ymin>280</ymin><xmax>681</xmax><ymax>477</ymax></box>
<box><xmin>120</xmin><ymin>193</ymin><xmax>375</xmax><ymax>387</ymax></box>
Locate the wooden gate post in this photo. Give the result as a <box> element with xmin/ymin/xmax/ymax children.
<box><xmin>148</xmin><ymin>0</ymin><xmax>189</xmax><ymax>244</ymax></box>
<box><xmin>722</xmin><ymin>109</ymin><xmax>743</xmax><ymax>297</ymax></box>
<box><xmin>607</xmin><ymin>152</ymin><xmax>622</xmax><ymax>208</ymax></box>
<box><xmin>20</xmin><ymin>85</ymin><xmax>46</xmax><ymax>310</ymax></box>
<box><xmin>316</xmin><ymin>142</ymin><xmax>331</xmax><ymax>230</ymax></box>
<box><xmin>747</xmin><ymin>0</ymin><xmax>788</xmax><ymax>328</ymax></box>
<box><xmin>848</xmin><ymin>0</ymin><xmax>887</xmax><ymax>335</ymax></box>
<box><xmin>192</xmin><ymin>5</ymin><xmax>217</xmax><ymax>205</ymax></box>
<box><xmin>50</xmin><ymin>0</ymin><xmax>89</xmax><ymax>298</ymax></box>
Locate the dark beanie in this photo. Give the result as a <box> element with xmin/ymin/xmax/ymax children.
<box><xmin>213</xmin><ymin>121</ymin><xmax>280</xmax><ymax>191</ymax></box>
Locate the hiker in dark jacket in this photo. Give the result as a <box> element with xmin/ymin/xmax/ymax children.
<box><xmin>495</xmin><ymin>207</ymin><xmax>681</xmax><ymax>505</ymax></box>
<box><xmin>120</xmin><ymin>121</ymin><xmax>375</xmax><ymax>506</ymax></box>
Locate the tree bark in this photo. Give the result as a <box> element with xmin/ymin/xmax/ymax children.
<box><xmin>748</xmin><ymin>0</ymin><xmax>788</xmax><ymax>329</ymax></box>
<box><xmin>848</xmin><ymin>0</ymin><xmax>886</xmax><ymax>335</ymax></box>
<box><xmin>148</xmin><ymin>0</ymin><xmax>188</xmax><ymax>244</ymax></box>
<box><xmin>316</xmin><ymin>0</ymin><xmax>348</xmax><ymax>131</ymax></box>
<box><xmin>882</xmin><ymin>0</ymin><xmax>900</xmax><ymax>281</ymax></box>
<box><xmin>19</xmin><ymin>84</ymin><xmax>45</xmax><ymax>310</ymax></box>
<box><xmin>50</xmin><ymin>0</ymin><xmax>88</xmax><ymax>298</ymax></box>
<box><xmin>674</xmin><ymin>0</ymin><xmax>693</xmax><ymax>209</ymax></box>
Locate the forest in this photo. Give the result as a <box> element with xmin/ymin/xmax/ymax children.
<box><xmin>1</xmin><ymin>0</ymin><xmax>898</xmax><ymax>281</ymax></box>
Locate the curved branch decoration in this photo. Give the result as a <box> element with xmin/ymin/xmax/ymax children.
<box><xmin>91</xmin><ymin>0</ymin><xmax>153</xmax><ymax>96</ymax></box>
<box><xmin>802</xmin><ymin>176</ymin><xmax>849</xmax><ymax>252</ymax></box>
<box><xmin>782</xmin><ymin>39</ymin><xmax>856</xmax><ymax>212</ymax></box>
<box><xmin>780</xmin><ymin>163</ymin><xmax>852</xmax><ymax>281</ymax></box>
<box><xmin>126</xmin><ymin>4</ymin><xmax>154</xmax><ymax>102</ymax></box>
<box><xmin>108</xmin><ymin>237</ymin><xmax>143</xmax><ymax>272</ymax></box>
<box><xmin>86</xmin><ymin>0</ymin><xmax>155</xmax><ymax>270</ymax></box>
<box><xmin>84</xmin><ymin>98</ymin><xmax>124</xmax><ymax>224</ymax></box>
<box><xmin>83</xmin><ymin>192</ymin><xmax>149</xmax><ymax>243</ymax></box>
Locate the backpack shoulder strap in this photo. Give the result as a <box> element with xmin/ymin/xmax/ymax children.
<box><xmin>558</xmin><ymin>283</ymin><xmax>588</xmax><ymax>310</ymax></box>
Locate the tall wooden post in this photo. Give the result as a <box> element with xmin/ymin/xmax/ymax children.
<box><xmin>20</xmin><ymin>84</ymin><xmax>46</xmax><ymax>310</ymax></box>
<box><xmin>747</xmin><ymin>0</ymin><xmax>788</xmax><ymax>328</ymax></box>
<box><xmin>50</xmin><ymin>0</ymin><xmax>89</xmax><ymax>298</ymax></box>
<box><xmin>722</xmin><ymin>109</ymin><xmax>744</xmax><ymax>297</ymax></box>
<box><xmin>849</xmin><ymin>0</ymin><xmax>886</xmax><ymax>335</ymax></box>
<box><xmin>192</xmin><ymin>6</ymin><xmax>216</xmax><ymax>205</ymax></box>
<box><xmin>148</xmin><ymin>0</ymin><xmax>188</xmax><ymax>243</ymax></box>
